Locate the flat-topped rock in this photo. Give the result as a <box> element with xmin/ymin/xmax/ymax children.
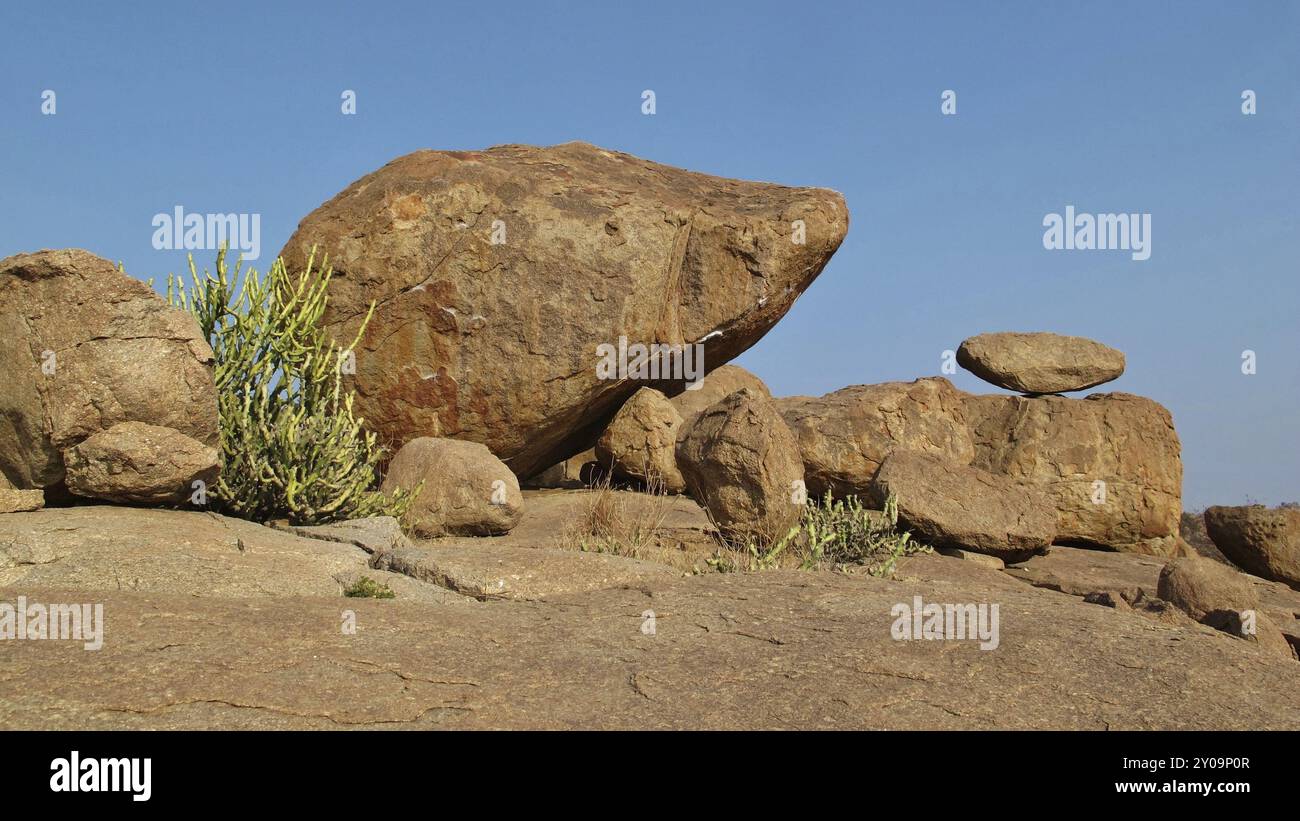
<box><xmin>957</xmin><ymin>332</ymin><xmax>1125</xmax><ymax>394</ymax></box>
<box><xmin>0</xmin><ymin>505</ymin><xmax>394</xmax><ymax>599</ymax></box>
<box><xmin>870</xmin><ymin>450</ymin><xmax>1057</xmax><ymax>561</ymax></box>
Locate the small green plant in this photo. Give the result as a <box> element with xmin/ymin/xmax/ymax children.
<box><xmin>168</xmin><ymin>246</ymin><xmax>415</xmax><ymax>525</ymax></box>
<box><xmin>343</xmin><ymin>576</ymin><xmax>396</xmax><ymax>599</ymax></box>
<box><xmin>705</xmin><ymin>491</ymin><xmax>928</xmax><ymax>577</ymax></box>
<box><xmin>705</xmin><ymin>537</ymin><xmax>789</xmax><ymax>573</ymax></box>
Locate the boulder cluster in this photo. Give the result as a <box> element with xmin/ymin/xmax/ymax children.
<box><xmin>0</xmin><ymin>249</ymin><xmax>219</xmax><ymax>511</ymax></box>
<box><xmin>1</xmin><ymin>142</ymin><xmax>1297</xmax><ymax>734</ymax></box>
<box><xmin>1</xmin><ymin>141</ymin><xmax>1294</xmax><ymax>638</ymax></box>
<box><xmin>524</xmin><ymin>330</ymin><xmax>1181</xmax><ymax>562</ymax></box>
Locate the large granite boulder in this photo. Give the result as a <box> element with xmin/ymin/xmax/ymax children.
<box><xmin>965</xmin><ymin>392</ymin><xmax>1182</xmax><ymax>554</ymax></box>
<box><xmin>280</xmin><ymin>142</ymin><xmax>847</xmax><ymax>478</ymax></box>
<box><xmin>957</xmin><ymin>331</ymin><xmax>1125</xmax><ymax>394</ymax></box>
<box><xmin>776</xmin><ymin>377</ymin><xmax>974</xmax><ymax>499</ymax></box>
<box><xmin>62</xmin><ymin>421</ymin><xmax>220</xmax><ymax>505</ymax></box>
<box><xmin>381</xmin><ymin>437</ymin><xmax>523</xmax><ymax>537</ymax></box>
<box><xmin>676</xmin><ymin>389</ymin><xmax>805</xmax><ymax>542</ymax></box>
<box><xmin>869</xmin><ymin>450</ymin><xmax>1056</xmax><ymax>561</ymax></box>
<box><xmin>0</xmin><ymin>249</ymin><xmax>218</xmax><ymax>497</ymax></box>
<box><xmin>1204</xmin><ymin>505</ymin><xmax>1300</xmax><ymax>590</ymax></box>
<box><xmin>594</xmin><ymin>387</ymin><xmax>686</xmax><ymax>493</ymax></box>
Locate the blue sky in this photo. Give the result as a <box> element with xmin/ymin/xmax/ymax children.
<box><xmin>1</xmin><ymin>1</ymin><xmax>1296</xmax><ymax>508</ymax></box>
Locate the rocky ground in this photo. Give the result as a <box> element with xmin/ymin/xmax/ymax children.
<box><xmin>2</xmin><ymin>490</ymin><xmax>1298</xmax><ymax>730</ymax></box>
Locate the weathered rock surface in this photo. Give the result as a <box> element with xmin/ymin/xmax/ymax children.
<box><xmin>0</xmin><ymin>485</ymin><xmax>43</xmax><ymax>514</ymax></box>
<box><xmin>334</xmin><ymin>568</ymin><xmax>475</xmax><ymax>606</ymax></box>
<box><xmin>5</xmin><ymin>556</ymin><xmax>1300</xmax><ymax>729</ymax></box>
<box><xmin>1157</xmin><ymin>555</ymin><xmax>1294</xmax><ymax>660</ymax></box>
<box><xmin>62</xmin><ymin>421</ymin><xmax>219</xmax><ymax>505</ymax></box>
<box><xmin>1005</xmin><ymin>545</ymin><xmax>1170</xmax><ymax>604</ymax></box>
<box><xmin>676</xmin><ymin>389</ymin><xmax>805</xmax><ymax>542</ymax></box>
<box><xmin>956</xmin><ymin>331</ymin><xmax>1125</xmax><ymax>394</ymax></box>
<box><xmin>775</xmin><ymin>380</ymin><xmax>1182</xmax><ymax>556</ymax></box>
<box><xmin>0</xmin><ymin>506</ymin><xmax>375</xmax><ymax>598</ymax></box>
<box><xmin>1204</xmin><ymin>505</ymin><xmax>1300</xmax><ymax>590</ymax></box>
<box><xmin>776</xmin><ymin>378</ymin><xmax>974</xmax><ymax>499</ymax></box>
<box><xmin>595</xmin><ymin>387</ymin><xmax>686</xmax><ymax>492</ymax></box>
<box><xmin>870</xmin><ymin>450</ymin><xmax>1056</xmax><ymax>561</ymax></box>
<box><xmin>372</xmin><ymin>542</ymin><xmax>677</xmax><ymax>601</ymax></box>
<box><xmin>966</xmin><ymin>392</ymin><xmax>1182</xmax><ymax>553</ymax></box>
<box><xmin>277</xmin><ymin>516</ymin><xmax>411</xmax><ymax>555</ymax></box>
<box><xmin>381</xmin><ymin>437</ymin><xmax>523</xmax><ymax>537</ymax></box>
<box><xmin>666</xmin><ymin>364</ymin><xmax>770</xmax><ymax>429</ymax></box>
<box><xmin>0</xmin><ymin>505</ymin><xmax>473</xmax><ymax>605</ymax></box>
<box><xmin>1157</xmin><ymin>555</ymin><xmax>1259</xmax><ymax>623</ymax></box>
<box><xmin>935</xmin><ymin>546</ymin><xmax>1006</xmax><ymax>570</ymax></box>
<box><xmin>1005</xmin><ymin>544</ymin><xmax>1300</xmax><ymax>651</ymax></box>
<box><xmin>0</xmin><ymin>249</ymin><xmax>218</xmax><ymax>495</ymax></box>
<box><xmin>280</xmin><ymin>142</ymin><xmax>847</xmax><ymax>478</ymax></box>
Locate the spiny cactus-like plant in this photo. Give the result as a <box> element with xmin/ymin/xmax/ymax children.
<box><xmin>168</xmin><ymin>246</ymin><xmax>414</xmax><ymax>525</ymax></box>
<box><xmin>705</xmin><ymin>491</ymin><xmax>928</xmax><ymax>576</ymax></box>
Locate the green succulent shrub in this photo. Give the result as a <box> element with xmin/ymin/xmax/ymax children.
<box><xmin>707</xmin><ymin>491</ymin><xmax>928</xmax><ymax>577</ymax></box>
<box><xmin>169</xmin><ymin>246</ymin><xmax>414</xmax><ymax>525</ymax></box>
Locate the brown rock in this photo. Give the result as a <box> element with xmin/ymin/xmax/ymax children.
<box><xmin>956</xmin><ymin>331</ymin><xmax>1125</xmax><ymax>394</ymax></box>
<box><xmin>276</xmin><ymin>516</ymin><xmax>412</xmax><ymax>555</ymax></box>
<box><xmin>280</xmin><ymin>142</ymin><xmax>847</xmax><ymax>478</ymax></box>
<box><xmin>776</xmin><ymin>377</ymin><xmax>974</xmax><ymax>499</ymax></box>
<box><xmin>1006</xmin><ymin>544</ymin><xmax>1300</xmax><ymax>642</ymax></box>
<box><xmin>934</xmin><ymin>546</ymin><xmax>1006</xmax><ymax>570</ymax></box>
<box><xmin>62</xmin><ymin>421</ymin><xmax>219</xmax><ymax>505</ymax></box>
<box><xmin>1204</xmin><ymin>505</ymin><xmax>1300</xmax><ymax>590</ymax></box>
<box><xmin>0</xmin><ymin>505</ymin><xmax>378</xmax><ymax>598</ymax></box>
<box><xmin>667</xmin><ymin>364</ymin><xmax>770</xmax><ymax>429</ymax></box>
<box><xmin>371</xmin><ymin>542</ymin><xmax>677</xmax><ymax>601</ymax></box>
<box><xmin>1216</xmin><ymin>610</ymin><xmax>1297</xmax><ymax>662</ymax></box>
<box><xmin>676</xmin><ymin>389</ymin><xmax>804</xmax><ymax>543</ymax></box>
<box><xmin>966</xmin><ymin>392</ymin><xmax>1182</xmax><ymax>551</ymax></box>
<box><xmin>0</xmin><ymin>488</ymin><xmax>44</xmax><ymax>514</ymax></box>
<box><xmin>1157</xmin><ymin>555</ymin><xmax>1259</xmax><ymax>623</ymax></box>
<box><xmin>595</xmin><ymin>388</ymin><xmax>686</xmax><ymax>492</ymax></box>
<box><xmin>381</xmin><ymin>437</ymin><xmax>523</xmax><ymax>537</ymax></box>
<box><xmin>0</xmin><ymin>249</ymin><xmax>218</xmax><ymax>495</ymax></box>
<box><xmin>869</xmin><ymin>450</ymin><xmax>1056</xmax><ymax>561</ymax></box>
<box><xmin>1005</xmin><ymin>545</ymin><xmax>1170</xmax><ymax>604</ymax></box>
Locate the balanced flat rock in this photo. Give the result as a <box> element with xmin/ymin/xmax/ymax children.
<box><xmin>957</xmin><ymin>331</ymin><xmax>1125</xmax><ymax>394</ymax></box>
